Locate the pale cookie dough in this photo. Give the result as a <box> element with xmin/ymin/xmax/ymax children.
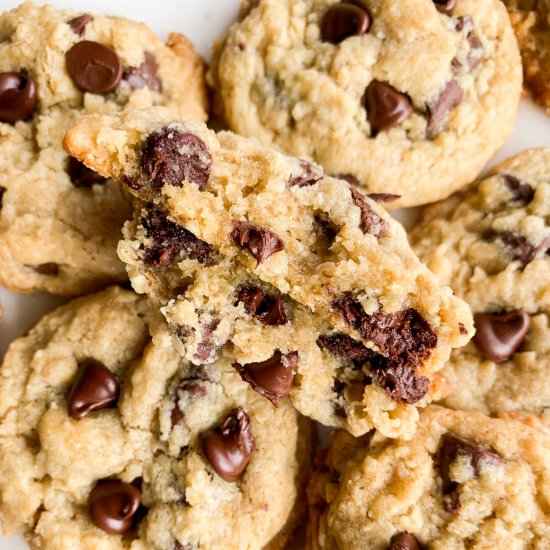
<box><xmin>0</xmin><ymin>1</ymin><xmax>207</xmax><ymax>295</ymax></box>
<box><xmin>208</xmin><ymin>0</ymin><xmax>521</xmax><ymax>208</ymax></box>
<box><xmin>410</xmin><ymin>149</ymin><xmax>550</xmax><ymax>429</ymax></box>
<box><xmin>307</xmin><ymin>406</ymin><xmax>550</xmax><ymax>549</ymax></box>
<box><xmin>0</xmin><ymin>286</ymin><xmax>310</xmax><ymax>549</ymax></box>
<box><xmin>64</xmin><ymin>107</ymin><xmax>473</xmax><ymax>438</ymax></box>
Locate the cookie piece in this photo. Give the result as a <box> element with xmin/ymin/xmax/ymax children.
<box><xmin>502</xmin><ymin>0</ymin><xmax>550</xmax><ymax>113</ymax></box>
<box><xmin>208</xmin><ymin>0</ymin><xmax>521</xmax><ymax>208</ymax></box>
<box><xmin>308</xmin><ymin>405</ymin><xmax>550</xmax><ymax>549</ymax></box>
<box><xmin>0</xmin><ymin>286</ymin><xmax>310</xmax><ymax>549</ymax></box>
<box><xmin>64</xmin><ymin>107</ymin><xmax>473</xmax><ymax>437</ymax></box>
<box><xmin>0</xmin><ymin>2</ymin><xmax>207</xmax><ymax>295</ymax></box>
<box><xmin>410</xmin><ymin>149</ymin><xmax>550</xmax><ymax>429</ymax></box>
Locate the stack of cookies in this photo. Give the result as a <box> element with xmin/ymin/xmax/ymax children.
<box><xmin>0</xmin><ymin>1</ymin><xmax>548</xmax><ymax>549</ymax></box>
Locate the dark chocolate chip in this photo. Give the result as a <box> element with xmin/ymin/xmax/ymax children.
<box><xmin>288</xmin><ymin>159</ymin><xmax>324</xmax><ymax>187</ymax></box>
<box><xmin>233</xmin><ymin>351</ymin><xmax>298</xmax><ymax>406</ymax></box>
<box><xmin>29</xmin><ymin>263</ymin><xmax>59</xmax><ymax>276</ymax></box>
<box><xmin>321</xmin><ymin>2</ymin><xmax>371</xmax><ymax>44</ymax></box>
<box><xmin>466</xmin><ymin>31</ymin><xmax>484</xmax><ymax>70</ymax></box>
<box><xmin>123</xmin><ymin>52</ymin><xmax>161</xmax><ymax>91</ymax></box>
<box><xmin>427</xmin><ymin>80</ymin><xmax>464</xmax><ymax>138</ymax></box>
<box><xmin>350</xmin><ymin>187</ymin><xmax>389</xmax><ymax>237</ymax></box>
<box><xmin>201</xmin><ymin>407</ymin><xmax>255</xmax><ymax>482</ymax></box>
<box><xmin>67</xmin><ymin>156</ymin><xmax>107</xmax><ymax>187</ymax></box>
<box><xmin>364</xmin><ymin>80</ymin><xmax>413</xmax><ymax>135</ymax></box>
<box><xmin>171</xmin><ymin>404</ymin><xmax>184</xmax><ymax>427</ymax></box>
<box><xmin>195</xmin><ymin>318</ymin><xmax>221</xmax><ymax>363</ymax></box>
<box><xmin>433</xmin><ymin>0</ymin><xmax>456</xmax><ymax>13</ymax></box>
<box><xmin>237</xmin><ymin>287</ymin><xmax>288</xmax><ymax>326</ymax></box>
<box><xmin>140</xmin><ymin>209</ymin><xmax>214</xmax><ymax>267</ymax></box>
<box><xmin>459</xmin><ymin>323</ymin><xmax>468</xmax><ymax>335</ymax></box>
<box><xmin>367</xmin><ymin>193</ymin><xmax>401</xmax><ymax>203</ymax></box>
<box><xmin>66</xmin><ymin>41</ymin><xmax>122</xmax><ymax>94</ymax></box>
<box><xmin>231</xmin><ymin>220</ymin><xmax>285</xmax><ymax>267</ymax></box>
<box><xmin>334</xmin><ymin>173</ymin><xmax>361</xmax><ymax>186</ymax></box>
<box><xmin>0</xmin><ymin>71</ymin><xmax>37</xmax><ymax>123</ymax></box>
<box><xmin>67</xmin><ymin>358</ymin><xmax>120</xmax><ymax>420</ymax></box>
<box><xmin>88</xmin><ymin>480</ymin><xmax>142</xmax><ymax>534</ymax></box>
<box><xmin>502</xmin><ymin>174</ymin><xmax>535</xmax><ymax>205</ymax></box>
<box><xmin>67</xmin><ymin>14</ymin><xmax>94</xmax><ymax>36</ymax></box>
<box><xmin>473</xmin><ymin>310</ymin><xmax>530</xmax><ymax>363</ymax></box>
<box><xmin>317</xmin><ymin>332</ymin><xmax>376</xmax><ymax>368</ymax></box>
<box><xmin>141</xmin><ymin>128</ymin><xmax>212</xmax><ymax>189</ymax></box>
<box><xmin>483</xmin><ymin>229</ymin><xmax>550</xmax><ymax>267</ymax></box>
<box><xmin>179</xmin><ymin>380</ymin><xmax>208</xmax><ymax>397</ymax></box>
<box><xmin>390</xmin><ymin>532</ymin><xmax>423</xmax><ymax>550</ymax></box>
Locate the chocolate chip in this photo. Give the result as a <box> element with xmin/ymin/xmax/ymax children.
<box><xmin>66</xmin><ymin>41</ymin><xmax>122</xmax><ymax>94</ymax></box>
<box><xmin>29</xmin><ymin>263</ymin><xmax>59</xmax><ymax>276</ymax></box>
<box><xmin>321</xmin><ymin>2</ymin><xmax>371</xmax><ymax>44</ymax></box>
<box><xmin>334</xmin><ymin>173</ymin><xmax>361</xmax><ymax>186</ymax></box>
<box><xmin>0</xmin><ymin>186</ymin><xmax>5</xmax><ymax>209</ymax></box>
<box><xmin>195</xmin><ymin>318</ymin><xmax>221</xmax><ymax>363</ymax></box>
<box><xmin>171</xmin><ymin>405</ymin><xmax>184</xmax><ymax>427</ymax></box>
<box><xmin>367</xmin><ymin>193</ymin><xmax>401</xmax><ymax>203</ymax></box>
<box><xmin>233</xmin><ymin>351</ymin><xmax>298</xmax><ymax>406</ymax></box>
<box><xmin>201</xmin><ymin>407</ymin><xmax>255</xmax><ymax>482</ymax></box>
<box><xmin>123</xmin><ymin>52</ymin><xmax>161</xmax><ymax>91</ymax></box>
<box><xmin>288</xmin><ymin>159</ymin><xmax>324</xmax><ymax>187</ymax></box>
<box><xmin>364</xmin><ymin>80</ymin><xmax>413</xmax><ymax>135</ymax></box>
<box><xmin>67</xmin><ymin>14</ymin><xmax>94</xmax><ymax>36</ymax></box>
<box><xmin>88</xmin><ymin>480</ymin><xmax>142</xmax><ymax>534</ymax></box>
<box><xmin>455</xmin><ymin>16</ymin><xmax>484</xmax><ymax>70</ymax></box>
<box><xmin>140</xmin><ymin>209</ymin><xmax>214</xmax><ymax>267</ymax></box>
<box><xmin>473</xmin><ymin>310</ymin><xmax>530</xmax><ymax>363</ymax></box>
<box><xmin>141</xmin><ymin>128</ymin><xmax>212</xmax><ymax>189</ymax></box>
<box><xmin>502</xmin><ymin>174</ymin><xmax>535</xmax><ymax>205</ymax></box>
<box><xmin>0</xmin><ymin>72</ymin><xmax>37</xmax><ymax>123</ymax></box>
<box><xmin>317</xmin><ymin>333</ymin><xmax>376</xmax><ymax>368</ymax></box>
<box><xmin>438</xmin><ymin>432</ymin><xmax>502</xmax><ymax>514</ymax></box>
<box><xmin>390</xmin><ymin>532</ymin><xmax>423</xmax><ymax>550</ymax></box>
<box><xmin>350</xmin><ymin>187</ymin><xmax>389</xmax><ymax>237</ymax></box>
<box><xmin>483</xmin><ymin>229</ymin><xmax>550</xmax><ymax>267</ymax></box>
<box><xmin>231</xmin><ymin>220</ymin><xmax>285</xmax><ymax>267</ymax></box>
<box><xmin>332</xmin><ymin>294</ymin><xmax>438</xmax><ymax>365</ymax></box>
<box><xmin>67</xmin><ymin>358</ymin><xmax>120</xmax><ymax>420</ymax></box>
<box><xmin>237</xmin><ymin>287</ymin><xmax>288</xmax><ymax>326</ymax></box>
<box><xmin>427</xmin><ymin>80</ymin><xmax>464</xmax><ymax>138</ymax></box>
<box><xmin>459</xmin><ymin>323</ymin><xmax>468</xmax><ymax>335</ymax></box>
<box><xmin>179</xmin><ymin>380</ymin><xmax>208</xmax><ymax>397</ymax></box>
<box><xmin>67</xmin><ymin>156</ymin><xmax>107</xmax><ymax>187</ymax></box>
<box><xmin>433</xmin><ymin>0</ymin><xmax>456</xmax><ymax>13</ymax></box>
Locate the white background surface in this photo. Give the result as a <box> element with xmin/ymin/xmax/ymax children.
<box><xmin>0</xmin><ymin>1</ymin><xmax>550</xmax><ymax>548</ymax></box>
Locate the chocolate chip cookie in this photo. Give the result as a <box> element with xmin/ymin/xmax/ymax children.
<box><xmin>307</xmin><ymin>405</ymin><xmax>550</xmax><ymax>549</ymax></box>
<box><xmin>208</xmin><ymin>0</ymin><xmax>522</xmax><ymax>208</ymax></box>
<box><xmin>502</xmin><ymin>0</ymin><xmax>550</xmax><ymax>113</ymax></box>
<box><xmin>410</xmin><ymin>149</ymin><xmax>550</xmax><ymax>429</ymax></box>
<box><xmin>0</xmin><ymin>1</ymin><xmax>207</xmax><ymax>295</ymax></box>
<box><xmin>64</xmin><ymin>107</ymin><xmax>473</xmax><ymax>437</ymax></box>
<box><xmin>0</xmin><ymin>286</ymin><xmax>310</xmax><ymax>549</ymax></box>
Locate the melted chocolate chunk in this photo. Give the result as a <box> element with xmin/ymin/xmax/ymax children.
<box><xmin>473</xmin><ymin>310</ymin><xmax>530</xmax><ymax>363</ymax></box>
<box><xmin>194</xmin><ymin>318</ymin><xmax>221</xmax><ymax>363</ymax></box>
<box><xmin>141</xmin><ymin>128</ymin><xmax>212</xmax><ymax>189</ymax></box>
<box><xmin>0</xmin><ymin>71</ymin><xmax>37</xmax><ymax>123</ymax></box>
<box><xmin>502</xmin><ymin>174</ymin><xmax>535</xmax><ymax>205</ymax></box>
<box><xmin>67</xmin><ymin>156</ymin><xmax>107</xmax><ymax>187</ymax></box>
<box><xmin>29</xmin><ymin>263</ymin><xmax>59</xmax><ymax>276</ymax></box>
<box><xmin>233</xmin><ymin>351</ymin><xmax>298</xmax><ymax>406</ymax></box>
<box><xmin>288</xmin><ymin>159</ymin><xmax>324</xmax><ymax>187</ymax></box>
<box><xmin>483</xmin><ymin>229</ymin><xmax>550</xmax><ymax>267</ymax></box>
<box><xmin>438</xmin><ymin>432</ymin><xmax>503</xmax><ymax>514</ymax></box>
<box><xmin>350</xmin><ymin>187</ymin><xmax>389</xmax><ymax>237</ymax></box>
<box><xmin>67</xmin><ymin>14</ymin><xmax>94</xmax><ymax>36</ymax></box>
<box><xmin>321</xmin><ymin>2</ymin><xmax>371</xmax><ymax>44</ymax></box>
<box><xmin>317</xmin><ymin>333</ymin><xmax>376</xmax><ymax>368</ymax></box>
<box><xmin>390</xmin><ymin>532</ymin><xmax>423</xmax><ymax>550</ymax></box>
<box><xmin>237</xmin><ymin>287</ymin><xmax>288</xmax><ymax>326</ymax></box>
<box><xmin>123</xmin><ymin>52</ymin><xmax>161</xmax><ymax>91</ymax></box>
<box><xmin>201</xmin><ymin>407</ymin><xmax>255</xmax><ymax>482</ymax></box>
<box><xmin>367</xmin><ymin>193</ymin><xmax>401</xmax><ymax>203</ymax></box>
<box><xmin>140</xmin><ymin>209</ymin><xmax>214</xmax><ymax>267</ymax></box>
<box><xmin>427</xmin><ymin>80</ymin><xmax>464</xmax><ymax>138</ymax></box>
<box><xmin>364</xmin><ymin>80</ymin><xmax>413</xmax><ymax>135</ymax></box>
<box><xmin>231</xmin><ymin>220</ymin><xmax>285</xmax><ymax>266</ymax></box>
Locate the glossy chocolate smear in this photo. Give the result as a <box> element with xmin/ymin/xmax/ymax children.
<box><xmin>365</xmin><ymin>80</ymin><xmax>413</xmax><ymax>135</ymax></box>
<box><xmin>427</xmin><ymin>80</ymin><xmax>464</xmax><ymax>138</ymax></box>
<box><xmin>390</xmin><ymin>532</ymin><xmax>423</xmax><ymax>550</ymax></box>
<box><xmin>88</xmin><ymin>480</ymin><xmax>142</xmax><ymax>534</ymax></box>
<box><xmin>321</xmin><ymin>2</ymin><xmax>371</xmax><ymax>44</ymax></box>
<box><xmin>433</xmin><ymin>0</ymin><xmax>456</xmax><ymax>13</ymax></box>
<box><xmin>66</xmin><ymin>41</ymin><xmax>122</xmax><ymax>94</ymax></box>
<box><xmin>483</xmin><ymin>229</ymin><xmax>550</xmax><ymax>267</ymax></box>
<box><xmin>502</xmin><ymin>174</ymin><xmax>535</xmax><ymax>205</ymax></box>
<box><xmin>140</xmin><ymin>209</ymin><xmax>214</xmax><ymax>267</ymax></box>
<box><xmin>237</xmin><ymin>287</ymin><xmax>288</xmax><ymax>326</ymax></box>
<box><xmin>438</xmin><ymin>432</ymin><xmax>503</xmax><ymax>514</ymax></box>
<box><xmin>67</xmin><ymin>14</ymin><xmax>94</xmax><ymax>36</ymax></box>
<box><xmin>288</xmin><ymin>159</ymin><xmax>324</xmax><ymax>187</ymax></box>
<box><xmin>124</xmin><ymin>52</ymin><xmax>161</xmax><ymax>91</ymax></box>
<box><xmin>29</xmin><ymin>263</ymin><xmax>59</xmax><ymax>276</ymax></box>
<box><xmin>350</xmin><ymin>187</ymin><xmax>389</xmax><ymax>237</ymax></box>
<box><xmin>67</xmin><ymin>156</ymin><xmax>107</xmax><ymax>187</ymax></box>
<box><xmin>201</xmin><ymin>407</ymin><xmax>255</xmax><ymax>482</ymax></box>
<box><xmin>231</xmin><ymin>220</ymin><xmax>285</xmax><ymax>266</ymax></box>
<box><xmin>473</xmin><ymin>310</ymin><xmax>530</xmax><ymax>363</ymax></box>
<box><xmin>233</xmin><ymin>351</ymin><xmax>298</xmax><ymax>406</ymax></box>
<box><xmin>141</xmin><ymin>128</ymin><xmax>212</xmax><ymax>189</ymax></box>
<box><xmin>68</xmin><ymin>358</ymin><xmax>120</xmax><ymax>419</ymax></box>
<box><xmin>0</xmin><ymin>71</ymin><xmax>37</xmax><ymax>123</ymax></box>
<box><xmin>317</xmin><ymin>332</ymin><xmax>376</xmax><ymax>368</ymax></box>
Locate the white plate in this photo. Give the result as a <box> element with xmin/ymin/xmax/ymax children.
<box><xmin>1</xmin><ymin>1</ymin><xmax>550</xmax><ymax>547</ymax></box>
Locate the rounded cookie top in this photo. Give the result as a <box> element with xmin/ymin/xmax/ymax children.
<box><xmin>0</xmin><ymin>286</ymin><xmax>309</xmax><ymax>549</ymax></box>
<box><xmin>307</xmin><ymin>406</ymin><xmax>550</xmax><ymax>549</ymax></box>
<box><xmin>410</xmin><ymin>149</ymin><xmax>550</xmax><ymax>428</ymax></box>
<box><xmin>0</xmin><ymin>1</ymin><xmax>207</xmax><ymax>295</ymax></box>
<box><xmin>210</xmin><ymin>0</ymin><xmax>521</xmax><ymax>208</ymax></box>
